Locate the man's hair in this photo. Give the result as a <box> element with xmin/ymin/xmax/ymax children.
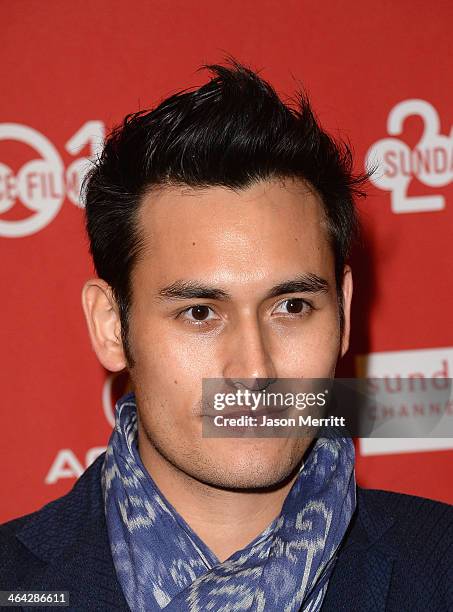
<box><xmin>84</xmin><ymin>59</ymin><xmax>367</xmax><ymax>366</ymax></box>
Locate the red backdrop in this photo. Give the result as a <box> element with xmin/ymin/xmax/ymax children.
<box><xmin>1</xmin><ymin>0</ymin><xmax>452</xmax><ymax>522</ymax></box>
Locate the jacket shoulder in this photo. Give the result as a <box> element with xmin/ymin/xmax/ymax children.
<box><xmin>323</xmin><ymin>487</ymin><xmax>453</xmax><ymax>611</ymax></box>
<box><xmin>356</xmin><ymin>486</ymin><xmax>453</xmax><ymax>560</ymax></box>
<box><xmin>0</xmin><ymin>453</ymin><xmax>106</xmax><ymax>588</ymax></box>
<box><xmin>361</xmin><ymin>487</ymin><xmax>453</xmax><ymax>607</ymax></box>
<box><xmin>0</xmin><ymin>518</ymin><xmax>46</xmax><ymax>587</ymax></box>
<box><xmin>358</xmin><ymin>486</ymin><xmax>453</xmax><ymax>542</ymax></box>
<box><xmin>359</xmin><ymin>486</ymin><xmax>453</xmax><ymax>511</ymax></box>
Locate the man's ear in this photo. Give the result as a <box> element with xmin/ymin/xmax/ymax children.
<box><xmin>340</xmin><ymin>265</ymin><xmax>353</xmax><ymax>358</ymax></box>
<box><xmin>81</xmin><ymin>279</ymin><xmax>127</xmax><ymax>372</ymax></box>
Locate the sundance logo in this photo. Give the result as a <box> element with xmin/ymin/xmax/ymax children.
<box><xmin>0</xmin><ymin>121</ymin><xmax>104</xmax><ymax>237</ymax></box>
<box><xmin>356</xmin><ymin>347</ymin><xmax>453</xmax><ymax>455</ymax></box>
<box><xmin>365</xmin><ymin>100</ymin><xmax>452</xmax><ymax>214</ymax></box>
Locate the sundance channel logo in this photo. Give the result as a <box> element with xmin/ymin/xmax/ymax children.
<box><xmin>356</xmin><ymin>347</ymin><xmax>453</xmax><ymax>455</ymax></box>
<box><xmin>201</xmin><ymin>375</ymin><xmax>453</xmax><ymax>440</ymax></box>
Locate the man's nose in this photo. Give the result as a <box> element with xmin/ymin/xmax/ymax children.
<box><xmin>222</xmin><ymin>317</ymin><xmax>278</xmax><ymax>391</ymax></box>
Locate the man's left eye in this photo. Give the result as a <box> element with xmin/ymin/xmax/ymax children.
<box><xmin>180</xmin><ymin>305</ymin><xmax>218</xmax><ymax>323</ymax></box>
<box><xmin>273</xmin><ymin>298</ymin><xmax>311</xmax><ymax>315</ymax></box>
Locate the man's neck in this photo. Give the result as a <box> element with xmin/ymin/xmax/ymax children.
<box><xmin>137</xmin><ymin>430</ymin><xmax>300</xmax><ymax>562</ymax></box>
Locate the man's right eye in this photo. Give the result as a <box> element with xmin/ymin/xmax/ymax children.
<box><xmin>178</xmin><ymin>305</ymin><xmax>219</xmax><ymax>325</ymax></box>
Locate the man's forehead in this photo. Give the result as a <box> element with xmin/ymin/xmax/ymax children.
<box><xmin>137</xmin><ymin>177</ymin><xmax>328</xmax><ymax>249</ymax></box>
<box><xmin>131</xmin><ymin>178</ymin><xmax>335</xmax><ymax>296</ymax></box>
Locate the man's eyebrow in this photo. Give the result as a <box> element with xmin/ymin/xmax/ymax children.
<box><xmin>156</xmin><ymin>274</ymin><xmax>329</xmax><ymax>302</ymax></box>
<box><xmin>157</xmin><ymin>280</ymin><xmax>231</xmax><ymax>301</ymax></box>
<box><xmin>264</xmin><ymin>274</ymin><xmax>329</xmax><ymax>299</ymax></box>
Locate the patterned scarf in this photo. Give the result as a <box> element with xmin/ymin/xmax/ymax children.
<box><xmin>102</xmin><ymin>392</ymin><xmax>356</xmax><ymax>612</ymax></box>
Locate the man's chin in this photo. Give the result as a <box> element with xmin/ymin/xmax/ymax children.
<box><xmin>185</xmin><ymin>442</ymin><xmax>306</xmax><ymax>491</ymax></box>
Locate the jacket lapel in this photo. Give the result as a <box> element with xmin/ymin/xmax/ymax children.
<box><xmin>321</xmin><ymin>487</ymin><xmax>397</xmax><ymax>612</ymax></box>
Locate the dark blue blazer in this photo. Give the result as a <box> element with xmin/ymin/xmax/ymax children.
<box><xmin>1</xmin><ymin>454</ymin><xmax>452</xmax><ymax>611</ymax></box>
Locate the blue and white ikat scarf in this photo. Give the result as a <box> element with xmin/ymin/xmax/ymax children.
<box><xmin>102</xmin><ymin>392</ymin><xmax>357</xmax><ymax>612</ymax></box>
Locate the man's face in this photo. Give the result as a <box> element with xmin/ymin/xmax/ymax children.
<box><xmin>127</xmin><ymin>178</ymin><xmax>351</xmax><ymax>489</ymax></box>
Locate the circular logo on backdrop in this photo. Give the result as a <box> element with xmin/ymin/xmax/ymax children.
<box><xmin>0</xmin><ymin>124</ymin><xmax>64</xmax><ymax>237</ymax></box>
<box><xmin>365</xmin><ymin>100</ymin><xmax>453</xmax><ymax>214</ymax></box>
<box><xmin>0</xmin><ymin>120</ymin><xmax>105</xmax><ymax>237</ymax></box>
